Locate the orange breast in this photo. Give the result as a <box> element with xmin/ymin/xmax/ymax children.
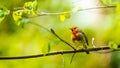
<box><xmin>71</xmin><ymin>33</ymin><xmax>80</xmax><ymax>41</ymax></box>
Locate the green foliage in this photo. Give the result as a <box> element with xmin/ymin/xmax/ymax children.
<box><xmin>47</xmin><ymin>43</ymin><xmax>51</xmax><ymax>53</ymax></box>
<box><xmin>0</xmin><ymin>7</ymin><xmax>10</xmax><ymax>23</ymax></box>
<box><xmin>108</xmin><ymin>41</ymin><xmax>118</xmax><ymax>50</ymax></box>
<box><xmin>0</xmin><ymin>0</ymin><xmax>73</xmax><ymax>68</ymax></box>
<box><xmin>42</xmin><ymin>43</ymin><xmax>51</xmax><ymax>54</ymax></box>
<box><xmin>101</xmin><ymin>0</ymin><xmax>112</xmax><ymax>5</ymax></box>
<box><xmin>24</xmin><ymin>0</ymin><xmax>38</xmax><ymax>15</ymax></box>
<box><xmin>12</xmin><ymin>10</ymin><xmax>30</xmax><ymax>26</ymax></box>
<box><xmin>59</xmin><ymin>13</ymin><xmax>71</xmax><ymax>22</ymax></box>
<box><xmin>101</xmin><ymin>0</ymin><xmax>120</xmax><ymax>6</ymax></box>
<box><xmin>24</xmin><ymin>2</ymin><xmax>33</xmax><ymax>10</ymax></box>
<box><xmin>60</xmin><ymin>14</ymin><xmax>66</xmax><ymax>22</ymax></box>
<box><xmin>101</xmin><ymin>0</ymin><xmax>120</xmax><ymax>5</ymax></box>
<box><xmin>0</xmin><ymin>0</ymin><xmax>38</xmax><ymax>26</ymax></box>
<box><xmin>13</xmin><ymin>0</ymin><xmax>38</xmax><ymax>26</ymax></box>
<box><xmin>32</xmin><ymin>0</ymin><xmax>38</xmax><ymax>12</ymax></box>
<box><xmin>12</xmin><ymin>10</ymin><xmax>23</xmax><ymax>26</ymax></box>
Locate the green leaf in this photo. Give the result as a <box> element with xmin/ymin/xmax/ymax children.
<box><xmin>101</xmin><ymin>0</ymin><xmax>120</xmax><ymax>5</ymax></box>
<box><xmin>13</xmin><ymin>10</ymin><xmax>23</xmax><ymax>26</ymax></box>
<box><xmin>48</xmin><ymin>43</ymin><xmax>51</xmax><ymax>53</ymax></box>
<box><xmin>59</xmin><ymin>13</ymin><xmax>71</xmax><ymax>22</ymax></box>
<box><xmin>101</xmin><ymin>0</ymin><xmax>112</xmax><ymax>6</ymax></box>
<box><xmin>24</xmin><ymin>1</ymin><xmax>33</xmax><ymax>10</ymax></box>
<box><xmin>12</xmin><ymin>10</ymin><xmax>30</xmax><ymax>26</ymax></box>
<box><xmin>0</xmin><ymin>11</ymin><xmax>5</xmax><ymax>17</ymax></box>
<box><xmin>21</xmin><ymin>18</ymin><xmax>30</xmax><ymax>28</ymax></box>
<box><xmin>42</xmin><ymin>43</ymin><xmax>51</xmax><ymax>55</ymax></box>
<box><xmin>23</xmin><ymin>0</ymin><xmax>38</xmax><ymax>15</ymax></box>
<box><xmin>33</xmin><ymin>0</ymin><xmax>38</xmax><ymax>11</ymax></box>
<box><xmin>21</xmin><ymin>18</ymin><xmax>30</xmax><ymax>24</ymax></box>
<box><xmin>60</xmin><ymin>14</ymin><xmax>66</xmax><ymax>22</ymax></box>
<box><xmin>108</xmin><ymin>41</ymin><xmax>118</xmax><ymax>50</ymax></box>
<box><xmin>0</xmin><ymin>8</ymin><xmax>10</xmax><ymax>23</ymax></box>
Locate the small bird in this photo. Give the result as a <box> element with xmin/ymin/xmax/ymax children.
<box><xmin>70</xmin><ymin>26</ymin><xmax>89</xmax><ymax>64</ymax></box>
<box><xmin>70</xmin><ymin>26</ymin><xmax>89</xmax><ymax>54</ymax></box>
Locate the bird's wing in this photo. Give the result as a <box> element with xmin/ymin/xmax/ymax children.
<box><xmin>80</xmin><ymin>31</ymin><xmax>89</xmax><ymax>45</ymax></box>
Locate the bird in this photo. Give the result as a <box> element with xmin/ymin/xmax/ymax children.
<box><xmin>70</xmin><ymin>26</ymin><xmax>89</xmax><ymax>54</ymax></box>
<box><xmin>70</xmin><ymin>26</ymin><xmax>89</xmax><ymax>64</ymax></box>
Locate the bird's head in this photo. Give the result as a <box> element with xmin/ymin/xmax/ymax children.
<box><xmin>70</xmin><ymin>26</ymin><xmax>80</xmax><ymax>34</ymax></box>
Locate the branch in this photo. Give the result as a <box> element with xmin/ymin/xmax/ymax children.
<box><xmin>29</xmin><ymin>22</ymin><xmax>76</xmax><ymax>50</ymax></box>
<box><xmin>29</xmin><ymin>22</ymin><xmax>50</xmax><ymax>32</ymax></box>
<box><xmin>50</xmin><ymin>29</ymin><xmax>76</xmax><ymax>50</ymax></box>
<box><xmin>12</xmin><ymin>6</ymin><xmax>116</xmax><ymax>18</ymax></box>
<box><xmin>0</xmin><ymin>45</ymin><xmax>119</xmax><ymax>60</ymax></box>
<box><xmin>37</xmin><ymin>6</ymin><xmax>115</xmax><ymax>16</ymax></box>
<box><xmin>70</xmin><ymin>53</ymin><xmax>76</xmax><ymax>64</ymax></box>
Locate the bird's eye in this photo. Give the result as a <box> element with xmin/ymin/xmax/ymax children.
<box><xmin>74</xmin><ymin>27</ymin><xmax>76</xmax><ymax>30</ymax></box>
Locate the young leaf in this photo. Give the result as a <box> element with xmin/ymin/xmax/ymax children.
<box><xmin>60</xmin><ymin>14</ymin><xmax>66</xmax><ymax>22</ymax></box>
<box><xmin>24</xmin><ymin>1</ymin><xmax>33</xmax><ymax>10</ymax></box>
<box><xmin>12</xmin><ymin>10</ymin><xmax>23</xmax><ymax>26</ymax></box>
<box><xmin>23</xmin><ymin>0</ymin><xmax>38</xmax><ymax>15</ymax></box>
<box><xmin>108</xmin><ymin>41</ymin><xmax>118</xmax><ymax>50</ymax></box>
<box><xmin>42</xmin><ymin>43</ymin><xmax>51</xmax><ymax>55</ymax></box>
<box><xmin>12</xmin><ymin>10</ymin><xmax>30</xmax><ymax>26</ymax></box>
<box><xmin>0</xmin><ymin>17</ymin><xmax>4</xmax><ymax>23</ymax></box>
<box><xmin>0</xmin><ymin>8</ymin><xmax>10</xmax><ymax>23</ymax></box>
<box><xmin>48</xmin><ymin>43</ymin><xmax>51</xmax><ymax>53</ymax></box>
<box><xmin>101</xmin><ymin>0</ymin><xmax>112</xmax><ymax>6</ymax></box>
<box><xmin>59</xmin><ymin>13</ymin><xmax>71</xmax><ymax>22</ymax></box>
<box><xmin>21</xmin><ymin>18</ymin><xmax>30</xmax><ymax>24</ymax></box>
<box><xmin>33</xmin><ymin>0</ymin><xmax>38</xmax><ymax>11</ymax></box>
<box><xmin>0</xmin><ymin>9</ymin><xmax>5</xmax><ymax>23</ymax></box>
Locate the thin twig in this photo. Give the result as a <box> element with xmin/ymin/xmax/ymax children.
<box><xmin>91</xmin><ymin>38</ymin><xmax>113</xmax><ymax>54</ymax></box>
<box><xmin>29</xmin><ymin>22</ymin><xmax>76</xmax><ymax>50</ymax></box>
<box><xmin>51</xmin><ymin>28</ymin><xmax>88</xmax><ymax>64</ymax></box>
<box><xmin>92</xmin><ymin>37</ymin><xmax>95</xmax><ymax>48</ymax></box>
<box><xmin>50</xmin><ymin>29</ymin><xmax>76</xmax><ymax>50</ymax></box>
<box><xmin>70</xmin><ymin>53</ymin><xmax>76</xmax><ymax>64</ymax></box>
<box><xmin>9</xmin><ymin>5</ymin><xmax>116</xmax><ymax>18</ymax></box>
<box><xmin>37</xmin><ymin>6</ymin><xmax>115</xmax><ymax>16</ymax></box>
<box><xmin>61</xmin><ymin>54</ymin><xmax>65</xmax><ymax>68</ymax></box>
<box><xmin>79</xmin><ymin>6</ymin><xmax>115</xmax><ymax>11</ymax></box>
<box><xmin>38</xmin><ymin>11</ymin><xmax>72</xmax><ymax>16</ymax></box>
<box><xmin>29</xmin><ymin>22</ymin><xmax>50</xmax><ymax>32</ymax></box>
<box><xmin>0</xmin><ymin>45</ymin><xmax>119</xmax><ymax>60</ymax></box>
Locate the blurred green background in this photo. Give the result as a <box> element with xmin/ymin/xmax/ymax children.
<box><xmin>0</xmin><ymin>0</ymin><xmax>120</xmax><ymax>68</ymax></box>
